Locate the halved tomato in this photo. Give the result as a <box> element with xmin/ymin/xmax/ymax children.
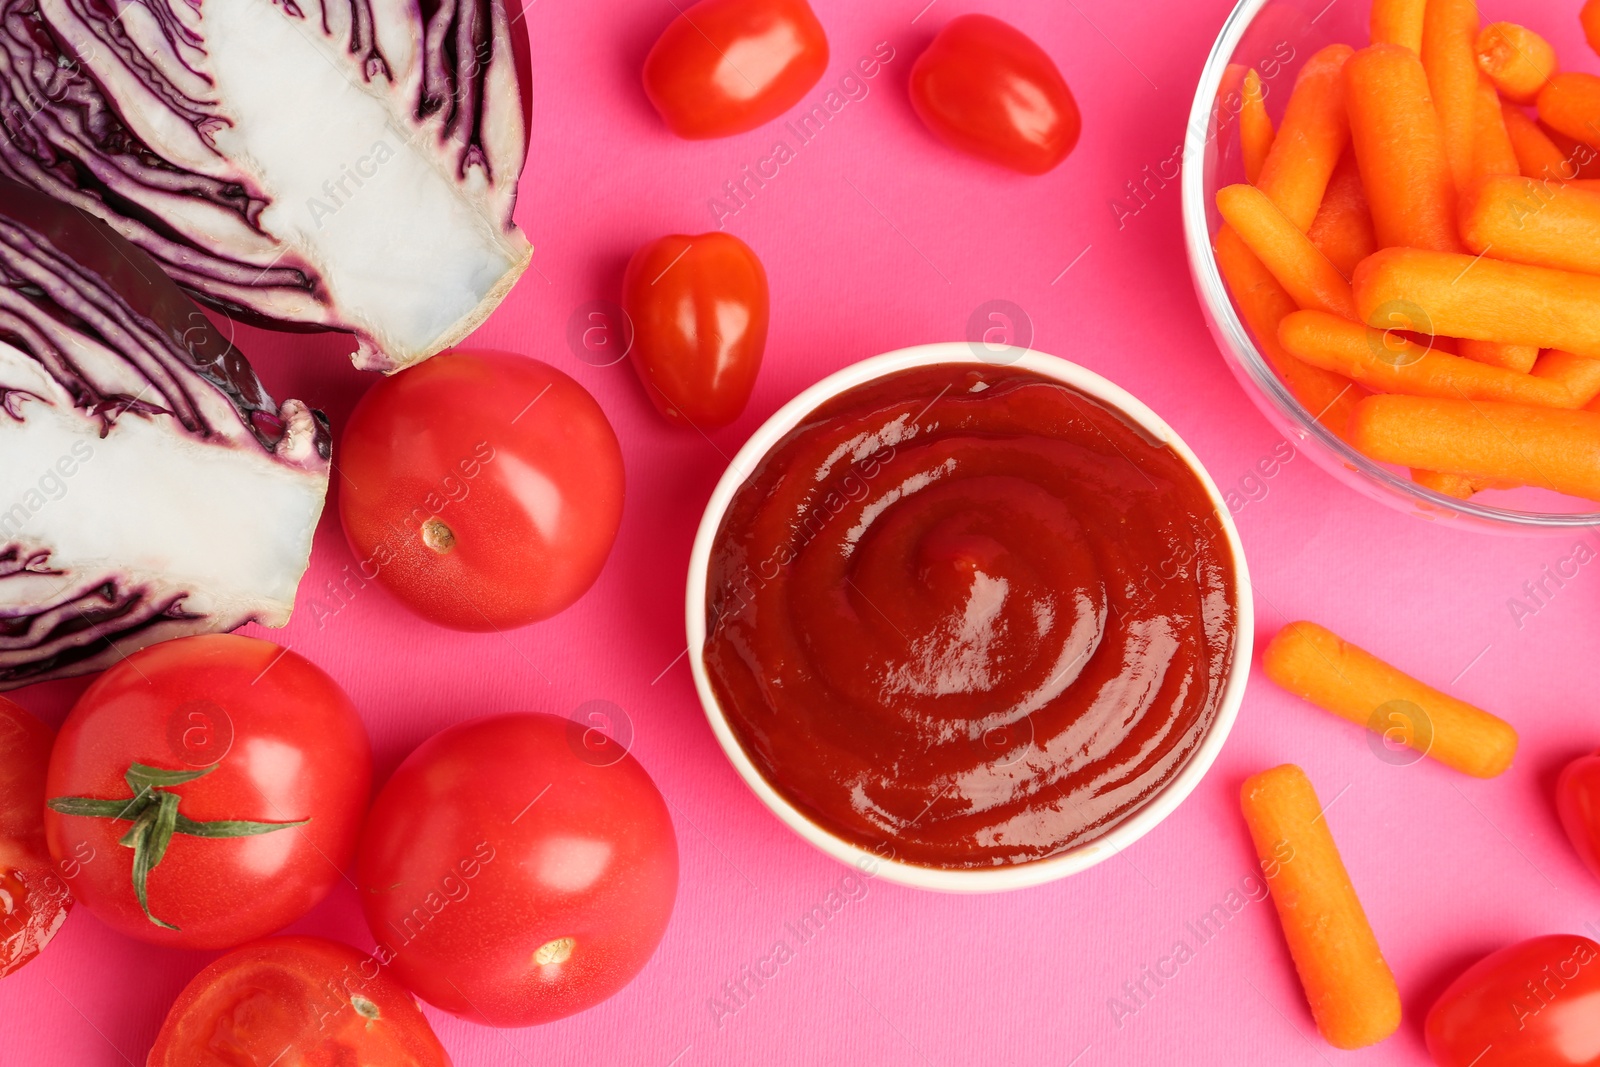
<box><xmin>0</xmin><ymin>697</ymin><xmax>70</xmax><ymax>978</ymax></box>
<box><xmin>149</xmin><ymin>936</ymin><xmax>451</xmax><ymax>1066</ymax></box>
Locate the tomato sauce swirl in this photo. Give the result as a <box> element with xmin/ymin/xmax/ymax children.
<box><xmin>703</xmin><ymin>364</ymin><xmax>1239</xmax><ymax>868</ymax></box>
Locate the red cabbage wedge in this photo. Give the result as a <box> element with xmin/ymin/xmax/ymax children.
<box><xmin>0</xmin><ymin>0</ymin><xmax>531</xmax><ymax>372</ymax></box>
<box><xmin>0</xmin><ymin>179</ymin><xmax>328</xmax><ymax>689</ymax></box>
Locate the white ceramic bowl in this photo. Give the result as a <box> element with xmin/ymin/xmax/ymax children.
<box><xmin>684</xmin><ymin>343</ymin><xmax>1255</xmax><ymax>892</ymax></box>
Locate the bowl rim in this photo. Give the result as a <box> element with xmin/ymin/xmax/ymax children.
<box><xmin>1179</xmin><ymin>0</ymin><xmax>1600</xmax><ymax>529</ymax></box>
<box><xmin>682</xmin><ymin>342</ymin><xmax>1256</xmax><ymax>893</ymax></box>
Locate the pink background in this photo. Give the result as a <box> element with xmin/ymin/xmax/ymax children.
<box><xmin>5</xmin><ymin>1</ymin><xmax>1600</xmax><ymax>1064</ymax></box>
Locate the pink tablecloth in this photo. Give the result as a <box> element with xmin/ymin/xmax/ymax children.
<box><xmin>5</xmin><ymin>1</ymin><xmax>1599</xmax><ymax>1064</ymax></box>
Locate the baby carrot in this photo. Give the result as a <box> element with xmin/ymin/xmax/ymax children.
<box><xmin>1475</xmin><ymin>23</ymin><xmax>1558</xmax><ymax>106</ymax></box>
<box><xmin>1349</xmin><ymin>393</ymin><xmax>1600</xmax><ymax>501</ymax></box>
<box><xmin>1539</xmin><ymin>72</ymin><xmax>1600</xmax><ymax>151</ymax></box>
<box><xmin>1533</xmin><ymin>349</ymin><xmax>1600</xmax><ymax>406</ymax></box>
<box><xmin>1308</xmin><ymin>153</ymin><xmax>1378</xmax><ymax>278</ymax></box>
<box><xmin>1263</xmin><ymin>622</ymin><xmax>1519</xmax><ymax>778</ymax></box>
<box><xmin>1353</xmin><ymin>247</ymin><xmax>1600</xmax><ymax>357</ymax></box>
<box><xmin>1218</xmin><ymin>185</ymin><xmax>1356</xmax><ymax>316</ymax></box>
<box><xmin>1370</xmin><ymin>0</ymin><xmax>1426</xmax><ymax>51</ymax></box>
<box><xmin>1458</xmin><ymin>339</ymin><xmax>1539</xmax><ymax>374</ymax></box>
<box><xmin>1460</xmin><ymin>176</ymin><xmax>1600</xmax><ymax>275</ymax></box>
<box><xmin>1242</xmin><ymin>68</ymin><xmax>1275</xmax><ymax>185</ymax></box>
<box><xmin>1344</xmin><ymin>45</ymin><xmax>1462</xmax><ymax>251</ymax></box>
<box><xmin>1258</xmin><ymin>44</ymin><xmax>1355</xmax><ymax>230</ymax></box>
<box><xmin>1278</xmin><ymin>309</ymin><xmax>1577</xmax><ymax>406</ymax></box>
<box><xmin>1503</xmin><ymin>103</ymin><xmax>1575</xmax><ymax>180</ymax></box>
<box><xmin>1586</xmin><ymin>0</ymin><xmax>1600</xmax><ymax>60</ymax></box>
<box><xmin>1422</xmin><ymin>0</ymin><xmax>1486</xmax><ymax>192</ymax></box>
<box><xmin>1470</xmin><ymin>77</ymin><xmax>1520</xmax><ymax>181</ymax></box>
<box><xmin>1216</xmin><ymin>227</ymin><xmax>1363</xmax><ymax>436</ymax></box>
<box><xmin>1240</xmin><ymin>765</ymin><xmax>1402</xmax><ymax>1050</ymax></box>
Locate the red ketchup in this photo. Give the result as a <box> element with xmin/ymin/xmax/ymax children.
<box><xmin>703</xmin><ymin>364</ymin><xmax>1239</xmax><ymax>868</ymax></box>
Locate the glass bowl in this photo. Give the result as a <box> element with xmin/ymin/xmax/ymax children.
<box><xmin>1182</xmin><ymin>0</ymin><xmax>1600</xmax><ymax>531</ymax></box>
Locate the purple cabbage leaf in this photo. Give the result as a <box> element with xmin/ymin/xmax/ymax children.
<box><xmin>0</xmin><ymin>178</ymin><xmax>329</xmax><ymax>689</ymax></box>
<box><xmin>0</xmin><ymin>0</ymin><xmax>531</xmax><ymax>372</ymax></box>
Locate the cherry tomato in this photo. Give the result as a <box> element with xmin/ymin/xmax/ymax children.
<box><xmin>43</xmin><ymin>635</ymin><xmax>370</xmax><ymax>950</ymax></box>
<box><xmin>338</xmin><ymin>351</ymin><xmax>625</xmax><ymax>631</ymax></box>
<box><xmin>149</xmin><ymin>936</ymin><xmax>450</xmax><ymax>1066</ymax></box>
<box><xmin>0</xmin><ymin>698</ymin><xmax>70</xmax><ymax>978</ymax></box>
<box><xmin>356</xmin><ymin>713</ymin><xmax>678</xmax><ymax>1027</ymax></box>
<box><xmin>909</xmin><ymin>15</ymin><xmax>1081</xmax><ymax>175</ymax></box>
<box><xmin>623</xmin><ymin>233</ymin><xmax>769</xmax><ymax>429</ymax></box>
<box><xmin>1559</xmin><ymin>751</ymin><xmax>1600</xmax><ymax>884</ymax></box>
<box><xmin>643</xmin><ymin>0</ymin><xmax>829</xmax><ymax>139</ymax></box>
<box><xmin>1426</xmin><ymin>935</ymin><xmax>1600</xmax><ymax>1066</ymax></box>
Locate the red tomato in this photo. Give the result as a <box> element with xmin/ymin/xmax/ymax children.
<box><xmin>149</xmin><ymin>936</ymin><xmax>450</xmax><ymax>1066</ymax></box>
<box><xmin>356</xmin><ymin>714</ymin><xmax>678</xmax><ymax>1027</ymax></box>
<box><xmin>624</xmin><ymin>233</ymin><xmax>769</xmax><ymax>429</ymax></box>
<box><xmin>1559</xmin><ymin>751</ymin><xmax>1600</xmax><ymax>883</ymax></box>
<box><xmin>339</xmin><ymin>351</ymin><xmax>625</xmax><ymax>632</ymax></box>
<box><xmin>0</xmin><ymin>698</ymin><xmax>71</xmax><ymax>977</ymax></box>
<box><xmin>43</xmin><ymin>635</ymin><xmax>370</xmax><ymax>949</ymax></box>
<box><xmin>909</xmin><ymin>15</ymin><xmax>1081</xmax><ymax>175</ymax></box>
<box><xmin>643</xmin><ymin>0</ymin><xmax>829</xmax><ymax>139</ymax></box>
<box><xmin>1426</xmin><ymin>935</ymin><xmax>1600</xmax><ymax>1066</ymax></box>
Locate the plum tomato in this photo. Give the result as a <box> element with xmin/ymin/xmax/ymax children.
<box><xmin>623</xmin><ymin>233</ymin><xmax>769</xmax><ymax>429</ymax></box>
<box><xmin>43</xmin><ymin>635</ymin><xmax>371</xmax><ymax>949</ymax></box>
<box><xmin>356</xmin><ymin>713</ymin><xmax>678</xmax><ymax>1027</ymax></box>
<box><xmin>909</xmin><ymin>14</ymin><xmax>1081</xmax><ymax>175</ymax></box>
<box><xmin>1426</xmin><ymin>934</ymin><xmax>1600</xmax><ymax>1067</ymax></box>
<box><xmin>338</xmin><ymin>351</ymin><xmax>625</xmax><ymax>632</ymax></box>
<box><xmin>643</xmin><ymin>0</ymin><xmax>829</xmax><ymax>139</ymax></box>
<box><xmin>1559</xmin><ymin>750</ymin><xmax>1600</xmax><ymax>884</ymax></box>
<box><xmin>148</xmin><ymin>936</ymin><xmax>450</xmax><ymax>1067</ymax></box>
<box><xmin>0</xmin><ymin>698</ymin><xmax>71</xmax><ymax>978</ymax></box>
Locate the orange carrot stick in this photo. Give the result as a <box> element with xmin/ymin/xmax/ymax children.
<box><xmin>1258</xmin><ymin>45</ymin><xmax>1355</xmax><ymax>230</ymax></box>
<box><xmin>1474</xmin><ymin>23</ymin><xmax>1558</xmax><ymax>106</ymax></box>
<box><xmin>1533</xmin><ymin>349</ymin><xmax>1600</xmax><ymax>406</ymax></box>
<box><xmin>1539</xmin><ymin>73</ymin><xmax>1600</xmax><ymax>151</ymax></box>
<box><xmin>1423</xmin><ymin>0</ymin><xmax>1486</xmax><ymax>192</ymax></box>
<box><xmin>1349</xmin><ymin>393</ymin><xmax>1600</xmax><ymax>500</ymax></box>
<box><xmin>1344</xmin><ymin>45</ymin><xmax>1463</xmax><ymax>251</ymax></box>
<box><xmin>1457</xmin><ymin>339</ymin><xmax>1539</xmax><ymax>374</ymax></box>
<box><xmin>1353</xmin><ymin>247</ymin><xmax>1600</xmax><ymax>356</ymax></box>
<box><xmin>1240</xmin><ymin>765</ymin><xmax>1402</xmax><ymax>1050</ymax></box>
<box><xmin>1278</xmin><ymin>309</ymin><xmax>1578</xmax><ymax>406</ymax></box>
<box><xmin>1586</xmin><ymin>0</ymin><xmax>1600</xmax><ymax>61</ymax></box>
<box><xmin>1460</xmin><ymin>175</ymin><xmax>1600</xmax><ymax>275</ymax></box>
<box><xmin>1308</xmin><ymin>153</ymin><xmax>1378</xmax><ymax>278</ymax></box>
<box><xmin>1242</xmin><ymin>68</ymin><xmax>1275</xmax><ymax>185</ymax></box>
<box><xmin>1370</xmin><ymin>0</ymin><xmax>1426</xmax><ymax>51</ymax></box>
<box><xmin>1503</xmin><ymin>103</ymin><xmax>1576</xmax><ymax>180</ymax></box>
<box><xmin>1262</xmin><ymin>622</ymin><xmax>1519</xmax><ymax>777</ymax></box>
<box><xmin>1216</xmin><ymin>227</ymin><xmax>1364</xmax><ymax>436</ymax></box>
<box><xmin>1218</xmin><ymin>185</ymin><xmax>1356</xmax><ymax>316</ymax></box>
<box><xmin>1470</xmin><ymin>77</ymin><xmax>1520</xmax><ymax>180</ymax></box>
